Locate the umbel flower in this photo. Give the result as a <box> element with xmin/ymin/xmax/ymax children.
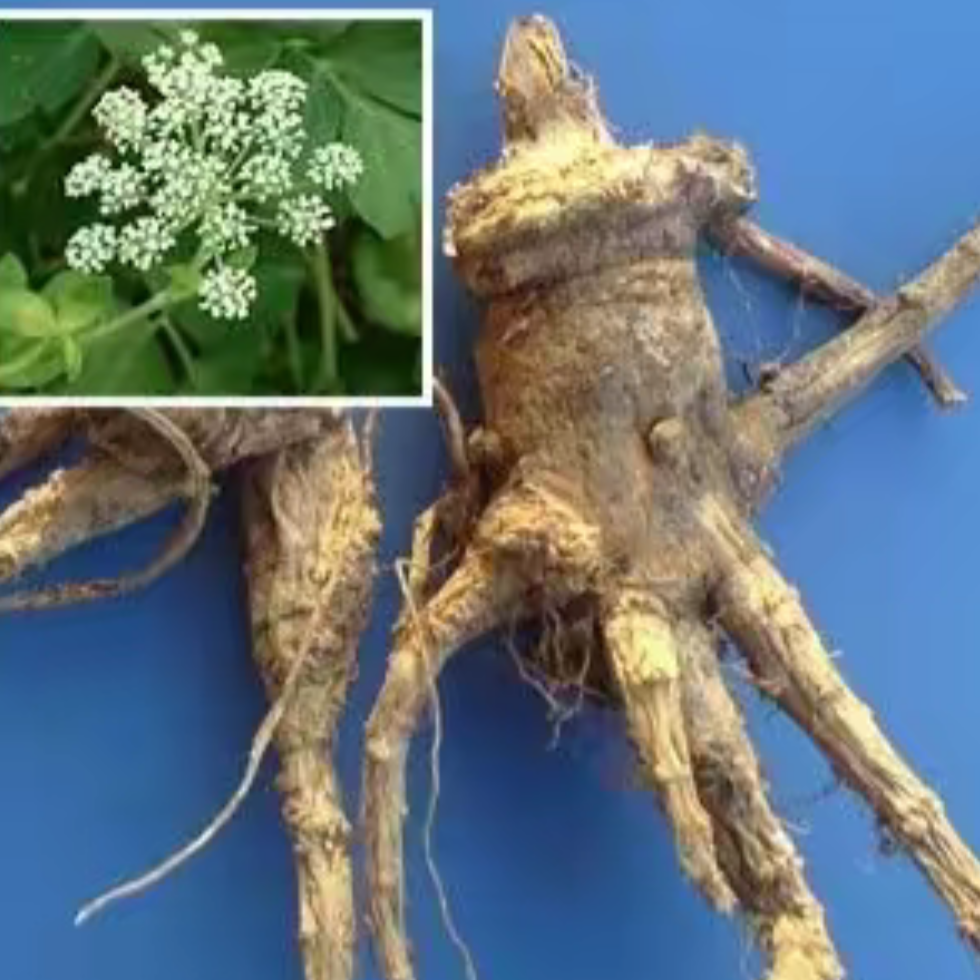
<box><xmin>64</xmin><ymin>30</ymin><xmax>365</xmax><ymax>321</ymax></box>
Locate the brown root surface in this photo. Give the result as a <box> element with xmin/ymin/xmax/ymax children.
<box><xmin>678</xmin><ymin>619</ymin><xmax>842</xmax><ymax>980</ymax></box>
<box><xmin>0</xmin><ymin>409</ymin><xmax>337</xmax><ymax>593</ymax></box>
<box><xmin>364</xmin><ymin>543</ymin><xmax>522</xmax><ymax>980</ymax></box>
<box><xmin>243</xmin><ymin>419</ymin><xmax>381</xmax><ymax>980</ymax></box>
<box><xmin>603</xmin><ymin>589</ymin><xmax>735</xmax><ymax>912</ymax></box>
<box><xmin>0</xmin><ymin>409</ymin><xmax>75</xmax><ymax>481</ymax></box>
<box><xmin>706</xmin><ymin>504</ymin><xmax>980</xmax><ymax>951</ymax></box>
<box><xmin>365</xmin><ymin>13</ymin><xmax>980</xmax><ymax>980</ymax></box>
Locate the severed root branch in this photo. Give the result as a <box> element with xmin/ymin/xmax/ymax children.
<box><xmin>76</xmin><ymin>419</ymin><xmax>380</xmax><ymax>979</ymax></box>
<box><xmin>602</xmin><ymin>588</ymin><xmax>735</xmax><ymax>912</ymax></box>
<box><xmin>363</xmin><ymin>550</ymin><xmax>520</xmax><ymax>980</ymax></box>
<box><xmin>678</xmin><ymin>619</ymin><xmax>842</xmax><ymax>980</ymax></box>
<box><xmin>0</xmin><ymin>409</ymin><xmax>211</xmax><ymax>614</ymax></box>
<box><xmin>707</xmin><ymin>503</ymin><xmax>980</xmax><ymax>951</ymax></box>
<box><xmin>709</xmin><ymin>216</ymin><xmax>965</xmax><ymax>409</ymax></box>
<box><xmin>735</xmin><ymin>216</ymin><xmax>980</xmax><ymax>479</ymax></box>
<box><xmin>0</xmin><ymin>409</ymin><xmax>338</xmax><ymax>601</ymax></box>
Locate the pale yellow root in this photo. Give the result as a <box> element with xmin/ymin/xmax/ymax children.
<box><xmin>0</xmin><ymin>456</ymin><xmax>183</xmax><ymax>586</ymax></box>
<box><xmin>707</xmin><ymin>505</ymin><xmax>980</xmax><ymax>953</ymax></box>
<box><xmin>76</xmin><ymin>420</ymin><xmax>377</xmax><ymax>960</ymax></box>
<box><xmin>0</xmin><ymin>409</ymin><xmax>339</xmax><ymax>595</ymax></box>
<box><xmin>0</xmin><ymin>409</ymin><xmax>211</xmax><ymax>613</ymax></box>
<box><xmin>363</xmin><ymin>549</ymin><xmax>518</xmax><ymax>980</ymax></box>
<box><xmin>677</xmin><ymin>619</ymin><xmax>843</xmax><ymax>980</ymax></box>
<box><xmin>602</xmin><ymin>588</ymin><xmax>735</xmax><ymax>912</ymax></box>
<box><xmin>245</xmin><ymin>422</ymin><xmax>381</xmax><ymax>980</ymax></box>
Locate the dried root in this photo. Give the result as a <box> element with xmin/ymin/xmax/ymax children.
<box><xmin>707</xmin><ymin>505</ymin><xmax>980</xmax><ymax>950</ymax></box>
<box><xmin>363</xmin><ymin>13</ymin><xmax>980</xmax><ymax>980</ymax></box>
<box><xmin>678</xmin><ymin>619</ymin><xmax>842</xmax><ymax>980</ymax></box>
<box><xmin>0</xmin><ymin>409</ymin><xmax>211</xmax><ymax>613</ymax></box>
<box><xmin>76</xmin><ymin>418</ymin><xmax>381</xmax><ymax>980</ymax></box>
<box><xmin>364</xmin><ymin>543</ymin><xmax>522</xmax><ymax>980</ymax></box>
<box><xmin>708</xmin><ymin>216</ymin><xmax>965</xmax><ymax>409</ymax></box>
<box><xmin>0</xmin><ymin>409</ymin><xmax>337</xmax><ymax>606</ymax></box>
<box><xmin>243</xmin><ymin>419</ymin><xmax>381</xmax><ymax>980</ymax></box>
<box><xmin>603</xmin><ymin>588</ymin><xmax>735</xmax><ymax>911</ymax></box>
<box><xmin>0</xmin><ymin>408</ymin><xmax>75</xmax><ymax>481</ymax></box>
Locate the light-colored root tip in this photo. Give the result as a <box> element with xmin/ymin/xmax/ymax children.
<box><xmin>278</xmin><ymin>753</ymin><xmax>356</xmax><ymax>980</ymax></box>
<box><xmin>75</xmin><ymin>638</ymin><xmax>312</xmax><ymax>926</ymax></box>
<box><xmin>603</xmin><ymin>590</ymin><xmax>736</xmax><ymax>913</ymax></box>
<box><xmin>711</xmin><ymin>512</ymin><xmax>980</xmax><ymax>958</ymax></box>
<box><xmin>364</xmin><ymin>550</ymin><xmax>510</xmax><ymax>980</ymax></box>
<box><xmin>677</xmin><ymin>619</ymin><xmax>842</xmax><ymax>980</ymax></box>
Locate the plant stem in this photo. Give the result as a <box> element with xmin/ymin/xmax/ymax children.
<box><xmin>310</xmin><ymin>241</ymin><xmax>338</xmax><ymax>391</ymax></box>
<box><xmin>83</xmin><ymin>291</ymin><xmax>176</xmax><ymax>346</ymax></box>
<box><xmin>336</xmin><ymin>296</ymin><xmax>359</xmax><ymax>342</ymax></box>
<box><xmin>11</xmin><ymin>55</ymin><xmax>122</xmax><ymax>198</ymax></box>
<box><xmin>159</xmin><ymin>315</ymin><xmax>198</xmax><ymax>389</ymax></box>
<box><xmin>283</xmin><ymin>313</ymin><xmax>305</xmax><ymax>393</ymax></box>
<box><xmin>0</xmin><ymin>341</ymin><xmax>52</xmax><ymax>385</ymax></box>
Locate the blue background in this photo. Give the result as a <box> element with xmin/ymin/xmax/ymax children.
<box><xmin>3</xmin><ymin>1</ymin><xmax>980</xmax><ymax>978</ymax></box>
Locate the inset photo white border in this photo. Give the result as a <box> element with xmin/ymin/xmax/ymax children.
<box><xmin>0</xmin><ymin>8</ymin><xmax>433</xmax><ymax>407</ymax></box>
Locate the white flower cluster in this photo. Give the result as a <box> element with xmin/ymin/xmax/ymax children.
<box><xmin>64</xmin><ymin>29</ymin><xmax>367</xmax><ymax>322</ymax></box>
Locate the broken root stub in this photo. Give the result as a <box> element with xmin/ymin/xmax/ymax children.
<box><xmin>363</xmin><ymin>13</ymin><xmax>980</xmax><ymax>980</ymax></box>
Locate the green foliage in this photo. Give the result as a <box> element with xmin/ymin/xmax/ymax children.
<box><xmin>0</xmin><ymin>23</ymin><xmax>101</xmax><ymax>125</ymax></box>
<box><xmin>0</xmin><ymin>18</ymin><xmax>424</xmax><ymax>396</ymax></box>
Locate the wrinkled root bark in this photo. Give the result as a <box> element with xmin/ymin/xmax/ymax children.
<box><xmin>603</xmin><ymin>588</ymin><xmax>735</xmax><ymax>911</ymax></box>
<box><xmin>735</xmin><ymin>216</ymin><xmax>980</xmax><ymax>488</ymax></box>
<box><xmin>678</xmin><ymin>619</ymin><xmax>842</xmax><ymax>980</ymax></box>
<box><xmin>0</xmin><ymin>408</ymin><xmax>75</xmax><ymax>481</ymax></box>
<box><xmin>76</xmin><ymin>417</ymin><xmax>379</xmax><ymax>980</ymax></box>
<box><xmin>0</xmin><ymin>409</ymin><xmax>338</xmax><ymax>600</ymax></box>
<box><xmin>708</xmin><ymin>216</ymin><xmax>964</xmax><ymax>409</ymax></box>
<box><xmin>0</xmin><ymin>409</ymin><xmax>211</xmax><ymax>614</ymax></box>
<box><xmin>706</xmin><ymin>503</ymin><xmax>980</xmax><ymax>950</ymax></box>
<box><xmin>244</xmin><ymin>421</ymin><xmax>381</xmax><ymax>980</ymax></box>
<box><xmin>363</xmin><ymin>544</ymin><xmax>521</xmax><ymax>980</ymax></box>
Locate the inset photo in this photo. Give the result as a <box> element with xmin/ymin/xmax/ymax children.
<box><xmin>0</xmin><ymin>12</ymin><xmax>429</xmax><ymax>400</ymax></box>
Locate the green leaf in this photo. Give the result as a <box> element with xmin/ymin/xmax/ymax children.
<box><xmin>191</xmin><ymin>329</ymin><xmax>269</xmax><ymax>394</ymax></box>
<box><xmin>0</xmin><ymin>23</ymin><xmax>102</xmax><ymax>125</ymax></box>
<box><xmin>226</xmin><ymin>245</ymin><xmax>258</xmax><ymax>271</ymax></box>
<box><xmin>0</xmin><ymin>254</ymin><xmax>28</xmax><ymax>289</ymax></box>
<box><xmin>252</xmin><ymin>257</ymin><xmax>305</xmax><ymax>325</ymax></box>
<box><xmin>321</xmin><ymin>21</ymin><xmax>422</xmax><ymax>116</ymax></box>
<box><xmin>351</xmin><ymin>226</ymin><xmax>421</xmax><ymax>336</ymax></box>
<box><xmin>0</xmin><ymin>335</ymin><xmax>64</xmax><ymax>389</ymax></box>
<box><xmin>342</xmin><ymin>329</ymin><xmax>418</xmax><ymax>395</ymax></box>
<box><xmin>303</xmin><ymin>67</ymin><xmax>343</xmax><ymax>145</ymax></box>
<box><xmin>292</xmin><ymin>28</ymin><xmax>422</xmax><ymax>239</ymax></box>
<box><xmin>61</xmin><ymin>317</ymin><xmax>171</xmax><ymax>394</ymax></box>
<box><xmin>0</xmin><ymin>287</ymin><xmax>58</xmax><ymax>337</ymax></box>
<box><xmin>89</xmin><ymin>22</ymin><xmax>182</xmax><ymax>62</ymax></box>
<box><xmin>197</xmin><ymin>24</ymin><xmax>282</xmax><ymax>76</ymax></box>
<box><xmin>342</xmin><ymin>96</ymin><xmax>420</xmax><ymax>239</ymax></box>
<box><xmin>42</xmin><ymin>270</ymin><xmax>116</xmax><ymax>332</ymax></box>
